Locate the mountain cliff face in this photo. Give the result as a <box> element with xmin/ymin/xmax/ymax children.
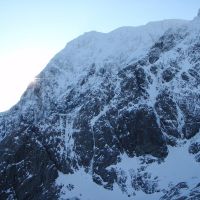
<box><xmin>1</xmin><ymin>13</ymin><xmax>200</xmax><ymax>200</ymax></box>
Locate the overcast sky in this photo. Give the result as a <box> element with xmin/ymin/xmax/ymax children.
<box><xmin>0</xmin><ymin>0</ymin><xmax>200</xmax><ymax>111</ymax></box>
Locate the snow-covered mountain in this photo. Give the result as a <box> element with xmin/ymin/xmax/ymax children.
<box><xmin>1</xmin><ymin>11</ymin><xmax>200</xmax><ymax>200</ymax></box>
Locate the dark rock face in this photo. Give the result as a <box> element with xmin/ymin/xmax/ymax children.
<box><xmin>131</xmin><ymin>171</ymin><xmax>159</xmax><ymax>194</ymax></box>
<box><xmin>179</xmin><ymin>93</ymin><xmax>200</xmax><ymax>139</ymax></box>
<box><xmin>160</xmin><ymin>182</ymin><xmax>200</xmax><ymax>200</ymax></box>
<box><xmin>160</xmin><ymin>182</ymin><xmax>189</xmax><ymax>200</ymax></box>
<box><xmin>189</xmin><ymin>142</ymin><xmax>200</xmax><ymax>155</ymax></box>
<box><xmin>155</xmin><ymin>90</ymin><xmax>180</xmax><ymax>138</ymax></box>
<box><xmin>0</xmin><ymin>18</ymin><xmax>200</xmax><ymax>199</ymax></box>
<box><xmin>0</xmin><ymin>131</ymin><xmax>59</xmax><ymax>200</ymax></box>
<box><xmin>162</xmin><ymin>67</ymin><xmax>178</xmax><ymax>82</ymax></box>
<box><xmin>115</xmin><ymin>107</ymin><xmax>167</xmax><ymax>158</ymax></box>
<box><xmin>189</xmin><ymin>142</ymin><xmax>200</xmax><ymax>162</ymax></box>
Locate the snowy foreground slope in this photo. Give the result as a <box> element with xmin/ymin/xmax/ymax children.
<box><xmin>1</xmin><ymin>12</ymin><xmax>200</xmax><ymax>200</ymax></box>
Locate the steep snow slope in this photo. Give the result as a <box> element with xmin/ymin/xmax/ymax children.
<box><xmin>0</xmin><ymin>12</ymin><xmax>200</xmax><ymax>200</ymax></box>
